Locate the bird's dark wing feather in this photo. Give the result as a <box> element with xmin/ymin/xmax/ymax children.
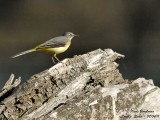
<box><xmin>36</xmin><ymin>36</ymin><xmax>68</xmax><ymax>50</ymax></box>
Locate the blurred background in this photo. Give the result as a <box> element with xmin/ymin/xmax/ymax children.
<box><xmin>0</xmin><ymin>0</ymin><xmax>160</xmax><ymax>89</ymax></box>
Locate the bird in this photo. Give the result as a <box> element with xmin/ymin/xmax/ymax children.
<box><xmin>12</xmin><ymin>32</ymin><xmax>79</xmax><ymax>63</ymax></box>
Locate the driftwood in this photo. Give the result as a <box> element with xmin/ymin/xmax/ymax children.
<box><xmin>0</xmin><ymin>49</ymin><xmax>159</xmax><ymax>120</ymax></box>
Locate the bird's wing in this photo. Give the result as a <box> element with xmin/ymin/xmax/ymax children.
<box><xmin>36</xmin><ymin>36</ymin><xmax>67</xmax><ymax>50</ymax></box>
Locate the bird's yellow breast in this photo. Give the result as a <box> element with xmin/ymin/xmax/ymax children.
<box><xmin>45</xmin><ymin>40</ymin><xmax>71</xmax><ymax>54</ymax></box>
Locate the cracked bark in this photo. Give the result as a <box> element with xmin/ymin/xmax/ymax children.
<box><xmin>0</xmin><ymin>49</ymin><xmax>159</xmax><ymax>120</ymax></box>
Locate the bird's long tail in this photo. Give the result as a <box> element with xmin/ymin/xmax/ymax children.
<box><xmin>12</xmin><ymin>49</ymin><xmax>36</xmax><ymax>58</ymax></box>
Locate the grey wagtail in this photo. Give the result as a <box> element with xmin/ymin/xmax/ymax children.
<box><xmin>12</xmin><ymin>32</ymin><xmax>79</xmax><ymax>63</ymax></box>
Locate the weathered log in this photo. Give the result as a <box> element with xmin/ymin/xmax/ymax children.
<box><xmin>0</xmin><ymin>49</ymin><xmax>159</xmax><ymax>120</ymax></box>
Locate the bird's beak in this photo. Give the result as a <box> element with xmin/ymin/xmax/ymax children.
<box><xmin>74</xmin><ymin>34</ymin><xmax>79</xmax><ymax>37</ymax></box>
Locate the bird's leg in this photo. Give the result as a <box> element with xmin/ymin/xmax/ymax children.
<box><xmin>52</xmin><ymin>56</ymin><xmax>55</xmax><ymax>64</ymax></box>
<box><xmin>54</xmin><ymin>54</ymin><xmax>60</xmax><ymax>62</ymax></box>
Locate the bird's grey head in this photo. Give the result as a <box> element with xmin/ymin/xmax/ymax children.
<box><xmin>63</xmin><ymin>32</ymin><xmax>79</xmax><ymax>40</ymax></box>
